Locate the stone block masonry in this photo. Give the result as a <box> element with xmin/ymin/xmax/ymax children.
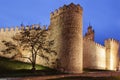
<box><xmin>0</xmin><ymin>3</ymin><xmax>119</xmax><ymax>73</ymax></box>
<box><xmin>83</xmin><ymin>39</ymin><xmax>106</xmax><ymax>70</ymax></box>
<box><xmin>49</xmin><ymin>3</ymin><xmax>83</xmax><ymax>73</ymax></box>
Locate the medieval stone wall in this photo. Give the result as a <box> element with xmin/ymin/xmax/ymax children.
<box><xmin>49</xmin><ymin>3</ymin><xmax>83</xmax><ymax>73</ymax></box>
<box><xmin>0</xmin><ymin>27</ymin><xmax>19</xmax><ymax>58</ymax></box>
<box><xmin>83</xmin><ymin>39</ymin><xmax>106</xmax><ymax>70</ymax></box>
<box><xmin>0</xmin><ymin>3</ymin><xmax>119</xmax><ymax>73</ymax></box>
<box><xmin>0</xmin><ymin>26</ymin><xmax>56</xmax><ymax>68</ymax></box>
<box><xmin>105</xmin><ymin>38</ymin><xmax>119</xmax><ymax>70</ymax></box>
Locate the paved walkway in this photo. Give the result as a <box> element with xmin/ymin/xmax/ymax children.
<box><xmin>2</xmin><ymin>71</ymin><xmax>120</xmax><ymax>80</ymax></box>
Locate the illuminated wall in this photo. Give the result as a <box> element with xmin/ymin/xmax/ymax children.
<box><xmin>49</xmin><ymin>3</ymin><xmax>83</xmax><ymax>73</ymax></box>
<box><xmin>0</xmin><ymin>3</ymin><xmax>119</xmax><ymax>72</ymax></box>
<box><xmin>105</xmin><ymin>39</ymin><xmax>119</xmax><ymax>70</ymax></box>
<box><xmin>0</xmin><ymin>28</ymin><xmax>19</xmax><ymax>58</ymax></box>
<box><xmin>83</xmin><ymin>39</ymin><xmax>106</xmax><ymax>69</ymax></box>
<box><xmin>0</xmin><ymin>26</ymin><xmax>57</xmax><ymax>68</ymax></box>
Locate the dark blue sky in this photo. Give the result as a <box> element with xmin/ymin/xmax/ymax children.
<box><xmin>0</xmin><ymin>0</ymin><xmax>120</xmax><ymax>44</ymax></box>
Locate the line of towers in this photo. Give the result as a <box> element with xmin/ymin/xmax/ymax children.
<box><xmin>0</xmin><ymin>3</ymin><xmax>119</xmax><ymax>73</ymax></box>
<box><xmin>49</xmin><ymin>3</ymin><xmax>119</xmax><ymax>73</ymax></box>
<box><xmin>84</xmin><ymin>24</ymin><xmax>119</xmax><ymax>71</ymax></box>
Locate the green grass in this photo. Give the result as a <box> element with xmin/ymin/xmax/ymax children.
<box><xmin>0</xmin><ymin>56</ymin><xmax>62</xmax><ymax>78</ymax></box>
<box><xmin>1</xmin><ymin>56</ymin><xmax>120</xmax><ymax>80</ymax></box>
<box><xmin>0</xmin><ymin>56</ymin><xmax>47</xmax><ymax>71</ymax></box>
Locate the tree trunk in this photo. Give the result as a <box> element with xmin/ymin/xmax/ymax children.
<box><xmin>31</xmin><ymin>62</ymin><xmax>36</xmax><ymax>72</ymax></box>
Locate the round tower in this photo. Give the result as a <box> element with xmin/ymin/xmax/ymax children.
<box><xmin>49</xmin><ymin>3</ymin><xmax>83</xmax><ymax>73</ymax></box>
<box><xmin>105</xmin><ymin>38</ymin><xmax>119</xmax><ymax>70</ymax></box>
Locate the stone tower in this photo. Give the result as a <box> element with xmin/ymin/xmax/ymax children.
<box><xmin>49</xmin><ymin>3</ymin><xmax>83</xmax><ymax>73</ymax></box>
<box><xmin>84</xmin><ymin>25</ymin><xmax>94</xmax><ymax>41</ymax></box>
<box><xmin>105</xmin><ymin>39</ymin><xmax>119</xmax><ymax>70</ymax></box>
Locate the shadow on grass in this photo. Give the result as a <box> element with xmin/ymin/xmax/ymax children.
<box><xmin>0</xmin><ymin>56</ymin><xmax>64</xmax><ymax>78</ymax></box>
<box><xmin>0</xmin><ymin>69</ymin><xmax>64</xmax><ymax>78</ymax></box>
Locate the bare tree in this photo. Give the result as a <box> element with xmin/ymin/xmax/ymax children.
<box><xmin>2</xmin><ymin>25</ymin><xmax>56</xmax><ymax>71</ymax></box>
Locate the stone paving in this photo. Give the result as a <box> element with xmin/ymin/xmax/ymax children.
<box><xmin>2</xmin><ymin>71</ymin><xmax>120</xmax><ymax>80</ymax></box>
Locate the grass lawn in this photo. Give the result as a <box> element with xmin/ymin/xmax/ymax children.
<box><xmin>0</xmin><ymin>56</ymin><xmax>62</xmax><ymax>78</ymax></box>
<box><xmin>0</xmin><ymin>56</ymin><xmax>46</xmax><ymax>71</ymax></box>
<box><xmin>1</xmin><ymin>56</ymin><xmax>120</xmax><ymax>80</ymax></box>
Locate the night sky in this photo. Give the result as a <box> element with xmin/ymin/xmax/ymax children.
<box><xmin>0</xmin><ymin>0</ymin><xmax>120</xmax><ymax>45</ymax></box>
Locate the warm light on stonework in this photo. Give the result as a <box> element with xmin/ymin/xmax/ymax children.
<box><xmin>0</xmin><ymin>3</ymin><xmax>119</xmax><ymax>73</ymax></box>
<box><xmin>96</xmin><ymin>50</ymin><xmax>106</xmax><ymax>69</ymax></box>
<box><xmin>110</xmin><ymin>52</ymin><xmax>114</xmax><ymax>70</ymax></box>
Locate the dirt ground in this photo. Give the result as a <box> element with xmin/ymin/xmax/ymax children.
<box><xmin>3</xmin><ymin>71</ymin><xmax>120</xmax><ymax>80</ymax></box>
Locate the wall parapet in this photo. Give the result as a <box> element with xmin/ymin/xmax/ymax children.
<box><xmin>50</xmin><ymin>3</ymin><xmax>83</xmax><ymax>19</ymax></box>
<box><xmin>0</xmin><ymin>27</ymin><xmax>17</xmax><ymax>32</ymax></box>
<box><xmin>105</xmin><ymin>38</ymin><xmax>119</xmax><ymax>44</ymax></box>
<box><xmin>0</xmin><ymin>24</ymin><xmax>47</xmax><ymax>33</ymax></box>
<box><xmin>84</xmin><ymin>38</ymin><xmax>105</xmax><ymax>49</ymax></box>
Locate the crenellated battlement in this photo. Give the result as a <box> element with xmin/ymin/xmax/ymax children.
<box><xmin>94</xmin><ymin>42</ymin><xmax>105</xmax><ymax>49</ymax></box>
<box><xmin>0</xmin><ymin>27</ymin><xmax>17</xmax><ymax>32</ymax></box>
<box><xmin>50</xmin><ymin>3</ymin><xmax>83</xmax><ymax>19</ymax></box>
<box><xmin>84</xmin><ymin>38</ymin><xmax>105</xmax><ymax>49</ymax></box>
<box><xmin>105</xmin><ymin>38</ymin><xmax>119</xmax><ymax>44</ymax></box>
<box><xmin>0</xmin><ymin>24</ymin><xmax>47</xmax><ymax>33</ymax></box>
<box><xmin>0</xmin><ymin>3</ymin><xmax>119</xmax><ymax>72</ymax></box>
